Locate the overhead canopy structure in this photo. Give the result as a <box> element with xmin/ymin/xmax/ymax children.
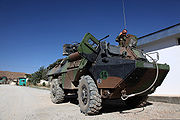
<box><xmin>137</xmin><ymin>23</ymin><xmax>180</xmax><ymax>95</ymax></box>
<box><xmin>137</xmin><ymin>23</ymin><xmax>180</xmax><ymax>52</ymax></box>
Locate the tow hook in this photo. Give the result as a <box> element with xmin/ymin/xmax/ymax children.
<box><xmin>121</xmin><ymin>89</ymin><xmax>128</xmax><ymax>100</ymax></box>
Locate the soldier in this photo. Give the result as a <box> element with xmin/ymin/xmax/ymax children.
<box><xmin>115</xmin><ymin>29</ymin><xmax>128</xmax><ymax>47</ymax></box>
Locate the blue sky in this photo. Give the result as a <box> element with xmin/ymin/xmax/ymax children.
<box><xmin>0</xmin><ymin>0</ymin><xmax>180</xmax><ymax>73</ymax></box>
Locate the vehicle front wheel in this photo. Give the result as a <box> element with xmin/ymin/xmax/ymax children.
<box><xmin>78</xmin><ymin>75</ymin><xmax>102</xmax><ymax>115</ymax></box>
<box><xmin>50</xmin><ymin>79</ymin><xmax>65</xmax><ymax>104</ymax></box>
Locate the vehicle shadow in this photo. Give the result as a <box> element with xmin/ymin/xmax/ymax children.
<box><xmin>100</xmin><ymin>99</ymin><xmax>152</xmax><ymax>114</ymax></box>
<box><xmin>65</xmin><ymin>95</ymin><xmax>152</xmax><ymax>115</ymax></box>
<box><xmin>64</xmin><ymin>95</ymin><xmax>79</xmax><ymax>105</ymax></box>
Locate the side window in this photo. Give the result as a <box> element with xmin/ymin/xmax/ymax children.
<box><xmin>88</xmin><ymin>38</ymin><xmax>98</xmax><ymax>49</ymax></box>
<box><xmin>78</xmin><ymin>33</ymin><xmax>99</xmax><ymax>55</ymax></box>
<box><xmin>77</xmin><ymin>33</ymin><xmax>99</xmax><ymax>62</ymax></box>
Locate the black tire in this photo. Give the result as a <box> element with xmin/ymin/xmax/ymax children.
<box><xmin>78</xmin><ymin>75</ymin><xmax>102</xmax><ymax>115</ymax></box>
<box><xmin>125</xmin><ymin>95</ymin><xmax>148</xmax><ymax>108</ymax></box>
<box><xmin>50</xmin><ymin>79</ymin><xmax>65</xmax><ymax>104</ymax></box>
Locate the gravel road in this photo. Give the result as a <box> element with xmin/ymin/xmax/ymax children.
<box><xmin>0</xmin><ymin>85</ymin><xmax>180</xmax><ymax>120</ymax></box>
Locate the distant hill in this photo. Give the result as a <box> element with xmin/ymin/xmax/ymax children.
<box><xmin>0</xmin><ymin>71</ymin><xmax>28</xmax><ymax>79</ymax></box>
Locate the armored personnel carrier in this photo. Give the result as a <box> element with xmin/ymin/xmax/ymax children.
<box><xmin>47</xmin><ymin>33</ymin><xmax>169</xmax><ymax>115</ymax></box>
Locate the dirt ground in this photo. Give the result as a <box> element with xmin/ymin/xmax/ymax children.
<box><xmin>0</xmin><ymin>85</ymin><xmax>180</xmax><ymax>120</ymax></box>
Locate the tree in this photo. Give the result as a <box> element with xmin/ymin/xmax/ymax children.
<box><xmin>28</xmin><ymin>66</ymin><xmax>48</xmax><ymax>85</ymax></box>
<box><xmin>29</xmin><ymin>58</ymin><xmax>63</xmax><ymax>85</ymax></box>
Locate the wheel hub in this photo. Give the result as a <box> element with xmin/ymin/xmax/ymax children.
<box><xmin>81</xmin><ymin>85</ymin><xmax>88</xmax><ymax>105</ymax></box>
<box><xmin>51</xmin><ymin>84</ymin><xmax>56</xmax><ymax>97</ymax></box>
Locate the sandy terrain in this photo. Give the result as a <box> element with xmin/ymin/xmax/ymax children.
<box><xmin>0</xmin><ymin>85</ymin><xmax>180</xmax><ymax>120</ymax></box>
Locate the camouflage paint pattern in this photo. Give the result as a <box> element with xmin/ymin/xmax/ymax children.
<box><xmin>47</xmin><ymin>32</ymin><xmax>170</xmax><ymax>99</ymax></box>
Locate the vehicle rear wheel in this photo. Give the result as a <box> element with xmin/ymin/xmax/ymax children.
<box><xmin>78</xmin><ymin>75</ymin><xmax>102</xmax><ymax>115</ymax></box>
<box><xmin>50</xmin><ymin>79</ymin><xmax>65</xmax><ymax>104</ymax></box>
<box><xmin>125</xmin><ymin>95</ymin><xmax>148</xmax><ymax>108</ymax></box>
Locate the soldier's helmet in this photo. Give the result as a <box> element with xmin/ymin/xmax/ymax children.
<box><xmin>122</xmin><ymin>29</ymin><xmax>127</xmax><ymax>35</ymax></box>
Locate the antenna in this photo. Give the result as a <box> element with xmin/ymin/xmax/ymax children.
<box><xmin>122</xmin><ymin>0</ymin><xmax>127</xmax><ymax>29</ymax></box>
